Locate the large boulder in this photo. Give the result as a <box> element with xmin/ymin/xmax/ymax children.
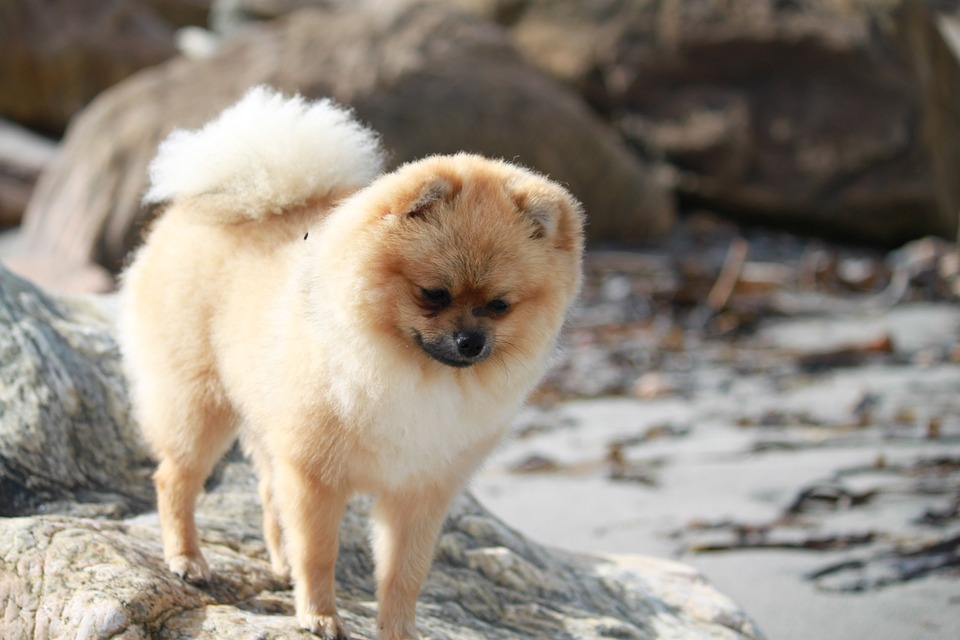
<box><xmin>9</xmin><ymin>2</ymin><xmax>673</xmax><ymax>292</ymax></box>
<box><xmin>899</xmin><ymin>0</ymin><xmax>960</xmax><ymax>242</ymax></box>
<box><xmin>0</xmin><ymin>0</ymin><xmax>181</xmax><ymax>135</ymax></box>
<box><xmin>0</xmin><ymin>266</ymin><xmax>152</xmax><ymax>517</ymax></box>
<box><xmin>0</xmin><ymin>263</ymin><xmax>762</xmax><ymax>639</ymax></box>
<box><xmin>507</xmin><ymin>0</ymin><xmax>939</xmax><ymax>246</ymax></box>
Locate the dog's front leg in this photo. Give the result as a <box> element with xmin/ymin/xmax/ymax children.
<box><xmin>274</xmin><ymin>460</ymin><xmax>351</xmax><ymax>640</ymax></box>
<box><xmin>371</xmin><ymin>485</ymin><xmax>456</xmax><ymax>640</ymax></box>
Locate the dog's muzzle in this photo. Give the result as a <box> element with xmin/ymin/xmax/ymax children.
<box><xmin>415</xmin><ymin>329</ymin><xmax>492</xmax><ymax>368</ymax></box>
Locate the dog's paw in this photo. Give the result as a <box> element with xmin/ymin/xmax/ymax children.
<box><xmin>299</xmin><ymin>613</ymin><xmax>351</xmax><ymax>640</ymax></box>
<box><xmin>168</xmin><ymin>554</ymin><xmax>211</xmax><ymax>585</ymax></box>
<box><xmin>270</xmin><ymin>557</ymin><xmax>292</xmax><ymax>586</ymax></box>
<box><xmin>378</xmin><ymin>622</ymin><xmax>420</xmax><ymax>640</ymax></box>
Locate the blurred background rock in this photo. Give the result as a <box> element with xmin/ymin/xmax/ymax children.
<box><xmin>0</xmin><ymin>0</ymin><xmax>957</xmax><ymax>292</ymax></box>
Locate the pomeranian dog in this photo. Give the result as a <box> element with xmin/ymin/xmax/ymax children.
<box><xmin>119</xmin><ymin>86</ymin><xmax>584</xmax><ymax>640</ymax></box>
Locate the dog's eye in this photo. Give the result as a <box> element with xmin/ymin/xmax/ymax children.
<box><xmin>486</xmin><ymin>299</ymin><xmax>510</xmax><ymax>315</ymax></box>
<box><xmin>420</xmin><ymin>288</ymin><xmax>452</xmax><ymax>308</ymax></box>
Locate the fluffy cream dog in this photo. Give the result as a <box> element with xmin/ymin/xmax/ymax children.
<box><xmin>119</xmin><ymin>87</ymin><xmax>584</xmax><ymax>640</ymax></box>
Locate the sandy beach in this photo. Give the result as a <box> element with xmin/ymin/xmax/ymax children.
<box><xmin>475</xmin><ymin>222</ymin><xmax>960</xmax><ymax>640</ymax></box>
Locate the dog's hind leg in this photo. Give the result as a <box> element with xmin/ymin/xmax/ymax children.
<box><xmin>249</xmin><ymin>449</ymin><xmax>291</xmax><ymax>582</ymax></box>
<box><xmin>148</xmin><ymin>385</ymin><xmax>237</xmax><ymax>584</ymax></box>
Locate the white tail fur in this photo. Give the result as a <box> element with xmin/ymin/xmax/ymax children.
<box><xmin>144</xmin><ymin>86</ymin><xmax>385</xmax><ymax>221</ymax></box>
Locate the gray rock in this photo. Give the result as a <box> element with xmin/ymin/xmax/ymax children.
<box><xmin>0</xmin><ymin>263</ymin><xmax>762</xmax><ymax>639</ymax></box>
<box><xmin>0</xmin><ymin>266</ymin><xmax>153</xmax><ymax>517</ymax></box>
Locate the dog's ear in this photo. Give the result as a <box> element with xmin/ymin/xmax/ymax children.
<box><xmin>513</xmin><ymin>188</ymin><xmax>585</xmax><ymax>250</ymax></box>
<box><xmin>380</xmin><ymin>171</ymin><xmax>460</xmax><ymax>224</ymax></box>
<box><xmin>522</xmin><ymin>199</ymin><xmax>559</xmax><ymax>240</ymax></box>
<box><xmin>404</xmin><ymin>178</ymin><xmax>455</xmax><ymax>219</ymax></box>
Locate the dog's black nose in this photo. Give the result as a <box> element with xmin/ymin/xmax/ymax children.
<box><xmin>454</xmin><ymin>330</ymin><xmax>486</xmax><ymax>358</ymax></box>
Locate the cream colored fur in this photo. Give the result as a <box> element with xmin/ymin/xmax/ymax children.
<box><xmin>143</xmin><ymin>86</ymin><xmax>385</xmax><ymax>219</ymax></box>
<box><xmin>119</xmin><ymin>87</ymin><xmax>584</xmax><ymax>640</ymax></box>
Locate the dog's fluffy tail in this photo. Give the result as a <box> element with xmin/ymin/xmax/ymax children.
<box><xmin>143</xmin><ymin>86</ymin><xmax>385</xmax><ymax>223</ymax></box>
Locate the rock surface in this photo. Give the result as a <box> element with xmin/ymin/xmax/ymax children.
<box><xmin>0</xmin><ymin>263</ymin><xmax>762</xmax><ymax>639</ymax></box>
<box><xmin>11</xmin><ymin>2</ymin><xmax>673</xmax><ymax>292</ymax></box>
<box><xmin>0</xmin><ymin>267</ymin><xmax>152</xmax><ymax>517</ymax></box>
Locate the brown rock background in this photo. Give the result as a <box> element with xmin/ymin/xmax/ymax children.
<box><xmin>508</xmin><ymin>0</ymin><xmax>940</xmax><ymax>245</ymax></box>
<box><xmin>10</xmin><ymin>2</ymin><xmax>673</xmax><ymax>288</ymax></box>
<box><xmin>0</xmin><ymin>0</ymin><xmax>180</xmax><ymax>136</ymax></box>
<box><xmin>0</xmin><ymin>0</ymin><xmax>954</xmax><ymax>292</ymax></box>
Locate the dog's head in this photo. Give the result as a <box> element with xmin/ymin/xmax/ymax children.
<box><xmin>342</xmin><ymin>154</ymin><xmax>584</xmax><ymax>373</ymax></box>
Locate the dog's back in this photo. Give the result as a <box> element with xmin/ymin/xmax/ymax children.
<box><xmin>119</xmin><ymin>87</ymin><xmax>385</xmax><ymax>456</ymax></box>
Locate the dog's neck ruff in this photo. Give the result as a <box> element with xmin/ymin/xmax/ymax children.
<box><xmin>316</xmin><ymin>308</ymin><xmax>532</xmax><ymax>490</ymax></box>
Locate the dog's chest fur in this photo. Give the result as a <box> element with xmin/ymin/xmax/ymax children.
<box><xmin>348</xmin><ymin>372</ymin><xmax>519</xmax><ymax>490</ymax></box>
